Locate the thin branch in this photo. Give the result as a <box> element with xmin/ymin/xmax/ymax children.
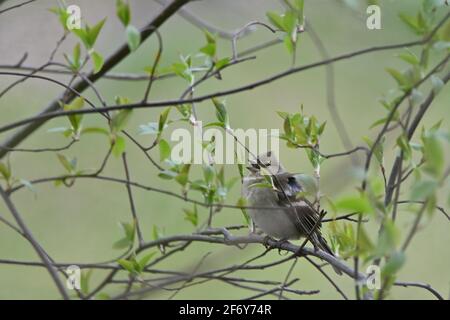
<box><xmin>1</xmin><ymin>19</ymin><xmax>449</xmax><ymax>145</ymax></box>
<box><xmin>397</xmin><ymin>200</ymin><xmax>450</xmax><ymax>221</ymax></box>
<box><xmin>0</xmin><ymin>0</ymin><xmax>36</xmax><ymax>15</ymax></box>
<box><xmin>394</xmin><ymin>281</ymin><xmax>444</xmax><ymax>300</ymax></box>
<box><xmin>305</xmin><ymin>256</ymin><xmax>348</xmax><ymax>300</ymax></box>
<box><xmin>0</xmin><ymin>0</ymin><xmax>191</xmax><ymax>159</ymax></box>
<box><xmin>0</xmin><ymin>185</ymin><xmax>69</xmax><ymax>299</ymax></box>
<box><xmin>122</xmin><ymin>153</ymin><xmax>144</xmax><ymax>246</ymax></box>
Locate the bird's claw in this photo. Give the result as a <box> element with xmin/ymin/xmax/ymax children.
<box><xmin>262</xmin><ymin>235</ymin><xmax>276</xmax><ymax>249</ymax></box>
<box><xmin>262</xmin><ymin>236</ymin><xmax>289</xmax><ymax>253</ymax></box>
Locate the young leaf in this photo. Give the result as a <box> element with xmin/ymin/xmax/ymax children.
<box><xmin>57</xmin><ymin>154</ymin><xmax>74</xmax><ymax>173</ymax></box>
<box><xmin>91</xmin><ymin>50</ymin><xmax>104</xmax><ymax>74</ymax></box>
<box><xmin>266</xmin><ymin>11</ymin><xmax>285</xmax><ymax>30</ymax></box>
<box><xmin>126</xmin><ymin>24</ymin><xmax>141</xmax><ymax>52</ymax></box>
<box><xmin>158</xmin><ymin>108</ymin><xmax>171</xmax><ymax>133</ymax></box>
<box><xmin>80</xmin><ymin>269</ymin><xmax>93</xmax><ymax>295</ymax></box>
<box><xmin>236</xmin><ymin>197</ymin><xmax>250</xmax><ymax>225</ymax></box>
<box><xmin>212</xmin><ymin>98</ymin><xmax>229</xmax><ymax>128</ymax></box>
<box><xmin>138</xmin><ymin>252</ymin><xmax>156</xmax><ymax>271</ymax></box>
<box><xmin>159</xmin><ymin>139</ymin><xmax>171</xmax><ymax>161</ymax></box>
<box><xmin>183</xmin><ymin>204</ymin><xmax>198</xmax><ymax>226</ymax></box>
<box><xmin>382</xmin><ymin>251</ymin><xmax>406</xmax><ymax>277</ymax></box>
<box><xmin>117</xmin><ymin>259</ymin><xmax>137</xmax><ymax>274</ymax></box>
<box><xmin>111</xmin><ymin>109</ymin><xmax>133</xmax><ymax>132</ymax></box>
<box><xmin>86</xmin><ymin>18</ymin><xmax>106</xmax><ymax>48</ymax></box>
<box><xmin>49</xmin><ymin>6</ymin><xmax>71</xmax><ymax>31</ymax></box>
<box><xmin>113</xmin><ymin>237</ymin><xmax>132</xmax><ymax>249</ymax></box>
<box><xmin>112</xmin><ymin>135</ymin><xmax>126</xmax><ymax>157</ymax></box>
<box><xmin>431</xmin><ymin>75</ymin><xmax>444</xmax><ymax>95</ymax></box>
<box><xmin>0</xmin><ymin>162</ymin><xmax>11</xmax><ymax>180</ymax></box>
<box><xmin>116</xmin><ymin>0</ymin><xmax>131</xmax><ymax>27</ymax></box>
<box><xmin>202</xmin><ymin>164</ymin><xmax>215</xmax><ymax>185</ymax></box>
<box><xmin>422</xmin><ymin>133</ymin><xmax>444</xmax><ymax>177</ymax></box>
<box><xmin>385</xmin><ymin>68</ymin><xmax>408</xmax><ymax>88</ymax></box>
<box><xmin>335</xmin><ymin>194</ymin><xmax>374</xmax><ymax>215</ymax></box>
<box><xmin>138</xmin><ymin>122</ymin><xmax>159</xmax><ymax>135</ymax></box>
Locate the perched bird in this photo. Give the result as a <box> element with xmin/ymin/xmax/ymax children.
<box><xmin>242</xmin><ymin>151</ymin><xmax>341</xmax><ymax>273</ymax></box>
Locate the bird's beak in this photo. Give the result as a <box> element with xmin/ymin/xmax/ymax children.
<box><xmin>247</xmin><ymin>160</ymin><xmax>260</xmax><ymax>173</ymax></box>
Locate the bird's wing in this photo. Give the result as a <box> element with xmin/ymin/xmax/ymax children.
<box><xmin>272</xmin><ymin>173</ymin><xmax>324</xmax><ymax>244</ymax></box>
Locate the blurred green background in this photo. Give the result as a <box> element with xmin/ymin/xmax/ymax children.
<box><xmin>0</xmin><ymin>0</ymin><xmax>449</xmax><ymax>299</ymax></box>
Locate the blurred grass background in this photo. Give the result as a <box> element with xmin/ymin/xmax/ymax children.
<box><xmin>0</xmin><ymin>0</ymin><xmax>449</xmax><ymax>299</ymax></box>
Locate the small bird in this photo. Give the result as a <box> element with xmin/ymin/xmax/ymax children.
<box><xmin>242</xmin><ymin>151</ymin><xmax>341</xmax><ymax>273</ymax></box>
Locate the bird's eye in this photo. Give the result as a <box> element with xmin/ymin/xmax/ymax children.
<box><xmin>265</xmin><ymin>161</ymin><xmax>271</xmax><ymax>166</ymax></box>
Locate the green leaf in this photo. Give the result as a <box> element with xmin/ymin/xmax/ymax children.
<box><xmin>236</xmin><ymin>197</ymin><xmax>250</xmax><ymax>225</ymax></box>
<box><xmin>183</xmin><ymin>204</ymin><xmax>198</xmax><ymax>226</ymax></box>
<box><xmin>382</xmin><ymin>251</ymin><xmax>406</xmax><ymax>277</ymax></box>
<box><xmin>411</xmin><ymin>180</ymin><xmax>438</xmax><ymax>200</ymax></box>
<box><xmin>283</xmin><ymin>35</ymin><xmax>295</xmax><ymax>55</ymax></box>
<box><xmin>49</xmin><ymin>6</ymin><xmax>71</xmax><ymax>31</ymax></box>
<box><xmin>116</xmin><ymin>0</ymin><xmax>131</xmax><ymax>26</ymax></box>
<box><xmin>81</xmin><ymin>127</ymin><xmax>109</xmax><ymax>136</ymax></box>
<box><xmin>57</xmin><ymin>154</ymin><xmax>74</xmax><ymax>173</ymax></box>
<box><xmin>152</xmin><ymin>225</ymin><xmax>164</xmax><ymax>240</ymax></box>
<box><xmin>126</xmin><ymin>24</ymin><xmax>141</xmax><ymax>52</ymax></box>
<box><xmin>215</xmin><ymin>57</ymin><xmax>230</xmax><ymax>70</ymax></box>
<box><xmin>159</xmin><ymin>139</ymin><xmax>171</xmax><ymax>161</ymax></box>
<box><xmin>335</xmin><ymin>194</ymin><xmax>374</xmax><ymax>215</ymax></box>
<box><xmin>20</xmin><ymin>179</ymin><xmax>36</xmax><ymax>196</ymax></box>
<box><xmin>86</xmin><ymin>18</ymin><xmax>106</xmax><ymax>48</ymax></box>
<box><xmin>64</xmin><ymin>43</ymin><xmax>82</xmax><ymax>71</ymax></box>
<box><xmin>266</xmin><ymin>11</ymin><xmax>285</xmax><ymax>30</ymax></box>
<box><xmin>111</xmin><ymin>109</ymin><xmax>133</xmax><ymax>132</ymax></box>
<box><xmin>158</xmin><ymin>170</ymin><xmax>177</xmax><ymax>180</ymax></box>
<box><xmin>433</xmin><ymin>40</ymin><xmax>450</xmax><ymax>50</ymax></box>
<box><xmin>363</xmin><ymin>136</ymin><xmax>384</xmax><ymax>165</ymax></box>
<box><xmin>73</xmin><ymin>42</ymin><xmax>81</xmax><ymax>65</ymax></box>
<box><xmin>0</xmin><ymin>162</ymin><xmax>11</xmax><ymax>180</ymax></box>
<box><xmin>62</xmin><ymin>97</ymin><xmax>84</xmax><ymax>132</ymax></box>
<box><xmin>112</xmin><ymin>135</ymin><xmax>126</xmax><ymax>157</ymax></box>
<box><xmin>91</xmin><ymin>50</ymin><xmax>104</xmax><ymax>74</ymax></box>
<box><xmin>399</xmin><ymin>13</ymin><xmax>422</xmax><ymax>35</ymax></box>
<box><xmin>396</xmin><ymin>134</ymin><xmax>412</xmax><ymax>161</ymax></box>
<box><xmin>202</xmin><ymin>164</ymin><xmax>215</xmax><ymax>184</ymax></box>
<box><xmin>431</xmin><ymin>75</ymin><xmax>444</xmax><ymax>95</ymax></box>
<box><xmin>72</xmin><ymin>28</ymin><xmax>90</xmax><ymax>48</ymax></box>
<box><xmin>375</xmin><ymin>218</ymin><xmax>400</xmax><ymax>256</ymax></box>
<box><xmin>158</xmin><ymin>108</ymin><xmax>171</xmax><ymax>133</ymax></box>
<box><xmin>137</xmin><ymin>253</ymin><xmax>156</xmax><ymax>272</ymax></box>
<box><xmin>117</xmin><ymin>259</ymin><xmax>136</xmax><ymax>274</ymax></box>
<box><xmin>113</xmin><ymin>221</ymin><xmax>135</xmax><ymax>249</ymax></box>
<box><xmin>249</xmin><ymin>182</ymin><xmax>273</xmax><ymax>189</ymax></box>
<box><xmin>212</xmin><ymin>98</ymin><xmax>229</xmax><ymax>128</ymax></box>
<box><xmin>396</xmin><ymin>51</ymin><xmax>420</xmax><ymax>65</ymax></box>
<box><xmin>422</xmin><ymin>133</ymin><xmax>444</xmax><ymax>177</ymax></box>
<box><xmin>113</xmin><ymin>237</ymin><xmax>132</xmax><ymax>249</ymax></box>
<box><xmin>96</xmin><ymin>293</ymin><xmax>111</xmax><ymax>300</ymax></box>
<box><xmin>200</xmin><ymin>43</ymin><xmax>216</xmax><ymax>57</ymax></box>
<box><xmin>80</xmin><ymin>269</ymin><xmax>93</xmax><ymax>295</ymax></box>
<box><xmin>283</xmin><ymin>10</ymin><xmax>297</xmax><ymax>34</ymax></box>
<box><xmin>138</xmin><ymin>122</ymin><xmax>159</xmax><ymax>135</ymax></box>
<box><xmin>385</xmin><ymin>68</ymin><xmax>408</xmax><ymax>88</ymax></box>
<box><xmin>175</xmin><ymin>164</ymin><xmax>191</xmax><ymax>186</ymax></box>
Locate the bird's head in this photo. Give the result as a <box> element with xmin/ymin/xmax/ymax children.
<box><xmin>247</xmin><ymin>151</ymin><xmax>285</xmax><ymax>176</ymax></box>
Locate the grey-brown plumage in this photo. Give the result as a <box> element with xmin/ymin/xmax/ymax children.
<box><xmin>242</xmin><ymin>151</ymin><xmax>341</xmax><ymax>274</ymax></box>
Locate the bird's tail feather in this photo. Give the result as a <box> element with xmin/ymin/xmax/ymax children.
<box><xmin>315</xmin><ymin>234</ymin><xmax>343</xmax><ymax>276</ymax></box>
